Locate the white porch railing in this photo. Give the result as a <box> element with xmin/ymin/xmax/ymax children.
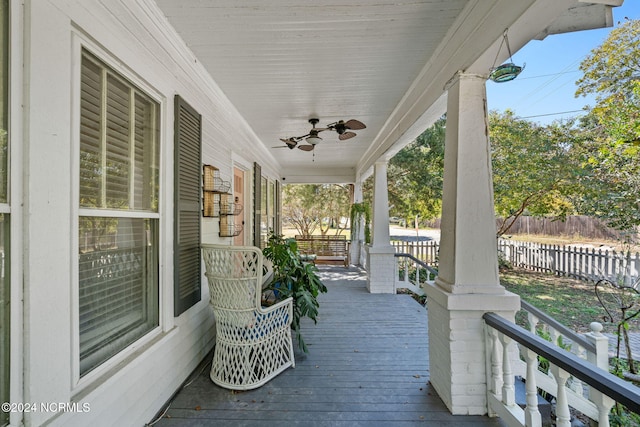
<box><xmin>394</xmin><ymin>252</ymin><xmax>437</xmax><ymax>296</ymax></box>
<box><xmin>391</xmin><ymin>240</ymin><xmax>439</xmax><ymax>266</ymax></box>
<box><xmin>391</xmin><ymin>238</ymin><xmax>640</xmax><ymax>285</ymax></box>
<box><xmin>484</xmin><ymin>312</ymin><xmax>640</xmax><ymax>426</ymax></box>
<box><xmin>388</xmin><ymin>251</ymin><xmax>640</xmax><ymax>426</ymax></box>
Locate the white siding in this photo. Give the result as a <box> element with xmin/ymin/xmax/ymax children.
<box><xmin>19</xmin><ymin>0</ymin><xmax>280</xmax><ymax>425</ymax></box>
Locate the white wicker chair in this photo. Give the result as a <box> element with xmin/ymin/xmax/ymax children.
<box><xmin>202</xmin><ymin>244</ymin><xmax>295</xmax><ymax>390</ymax></box>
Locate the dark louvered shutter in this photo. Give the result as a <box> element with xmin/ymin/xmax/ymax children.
<box><xmin>174</xmin><ymin>96</ymin><xmax>202</xmax><ymax>316</ymax></box>
<box><xmin>275</xmin><ymin>180</ymin><xmax>282</xmax><ymax>235</ymax></box>
<box><xmin>253</xmin><ymin>162</ymin><xmax>261</xmax><ymax>247</ymax></box>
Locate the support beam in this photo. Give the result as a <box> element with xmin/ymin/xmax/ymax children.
<box><xmin>425</xmin><ymin>72</ymin><xmax>519</xmax><ymax>415</ymax></box>
<box><xmin>367</xmin><ymin>161</ymin><xmax>395</xmax><ymax>293</ymax></box>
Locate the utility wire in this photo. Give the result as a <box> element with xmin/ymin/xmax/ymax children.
<box><xmin>517</xmin><ymin>109</ymin><xmax>586</xmax><ymax>119</ymax></box>
<box><xmin>516</xmin><ymin>70</ymin><xmax>580</xmax><ymax>80</ymax></box>
<box><xmin>513</xmin><ymin>58</ymin><xmax>583</xmax><ymax>107</ymax></box>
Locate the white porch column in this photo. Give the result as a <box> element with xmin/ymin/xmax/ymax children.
<box><xmin>367</xmin><ymin>161</ymin><xmax>395</xmax><ymax>293</ymax></box>
<box><xmin>349</xmin><ymin>180</ymin><xmax>364</xmax><ymax>266</ymax></box>
<box><xmin>425</xmin><ymin>72</ymin><xmax>520</xmax><ymax>414</ymax></box>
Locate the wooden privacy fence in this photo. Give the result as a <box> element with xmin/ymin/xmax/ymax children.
<box><xmin>424</xmin><ymin>215</ymin><xmax>623</xmax><ymax>241</ymax></box>
<box><xmin>392</xmin><ymin>238</ymin><xmax>640</xmax><ymax>284</ymax></box>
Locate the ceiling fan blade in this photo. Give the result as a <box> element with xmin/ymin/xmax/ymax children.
<box><xmin>298</xmin><ymin>144</ymin><xmax>315</xmax><ymax>151</ymax></box>
<box><xmin>339</xmin><ymin>131</ymin><xmax>356</xmax><ymax>141</ymax></box>
<box><xmin>272</xmin><ymin>145</ymin><xmax>294</xmax><ymax>149</ymax></box>
<box><xmin>280</xmin><ymin>137</ymin><xmax>298</xmax><ymax>148</ymax></box>
<box><xmin>344</xmin><ymin>119</ymin><xmax>366</xmax><ymax>130</ymax></box>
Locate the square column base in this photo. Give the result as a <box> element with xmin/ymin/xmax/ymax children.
<box><xmin>425</xmin><ymin>282</ymin><xmax>520</xmax><ymax>415</ymax></box>
<box><xmin>366</xmin><ymin>245</ymin><xmax>396</xmax><ymax>293</ymax></box>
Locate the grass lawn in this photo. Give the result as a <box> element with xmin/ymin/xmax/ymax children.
<box><xmin>500</xmin><ymin>268</ymin><xmax>640</xmax><ymax>334</ymax></box>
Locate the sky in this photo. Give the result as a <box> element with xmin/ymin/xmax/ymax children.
<box><xmin>485</xmin><ymin>1</ymin><xmax>640</xmax><ymax>125</ymax></box>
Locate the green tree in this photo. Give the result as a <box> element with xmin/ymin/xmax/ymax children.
<box><xmin>282</xmin><ymin>184</ymin><xmax>350</xmax><ymax>237</ymax></box>
<box><xmin>489</xmin><ymin>110</ymin><xmax>580</xmax><ymax>236</ymax></box>
<box><xmin>387</xmin><ymin>116</ymin><xmax>446</xmax><ymax>224</ymax></box>
<box><xmin>374</xmin><ymin>112</ymin><xmax>588</xmax><ymax>237</ymax></box>
<box><xmin>575</xmin><ymin>18</ymin><xmax>640</xmax><ymax>232</ymax></box>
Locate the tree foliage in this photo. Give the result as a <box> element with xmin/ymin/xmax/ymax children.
<box><xmin>576</xmin><ymin>19</ymin><xmax>640</xmax><ymax>102</ymax></box>
<box><xmin>387</xmin><ymin>116</ymin><xmax>446</xmax><ymax>223</ymax></box>
<box><xmin>366</xmin><ymin>113</ymin><xmax>585</xmax><ymax>236</ymax></box>
<box><xmin>574</xmin><ymin>18</ymin><xmax>640</xmax><ymax>232</ymax></box>
<box><xmin>282</xmin><ymin>184</ymin><xmax>350</xmax><ymax>237</ymax></box>
<box><xmin>489</xmin><ymin>110</ymin><xmax>582</xmax><ymax>236</ymax></box>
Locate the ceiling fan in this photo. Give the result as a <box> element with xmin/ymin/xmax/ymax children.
<box><xmin>274</xmin><ymin>118</ymin><xmax>366</xmax><ymax>152</ymax></box>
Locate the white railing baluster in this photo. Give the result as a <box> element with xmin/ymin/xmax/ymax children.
<box><xmin>569</xmin><ymin>344</ymin><xmax>585</xmax><ymax>396</ymax></box>
<box><xmin>394</xmin><ymin>257</ymin><xmax>399</xmax><ymax>286</ymax></box>
<box><xmin>549</xmin><ymin>326</ymin><xmax>559</xmax><ymax>348</ymax></box>
<box><xmin>526</xmin><ymin>312</ymin><xmax>538</xmax><ymax>335</ymax></box>
<box><xmin>589</xmin><ymin>390</ymin><xmax>615</xmax><ymax>427</ymax></box>
<box><xmin>489</xmin><ymin>328</ymin><xmax>502</xmax><ymax>397</ymax></box>
<box><xmin>499</xmin><ymin>334</ymin><xmax>515</xmax><ymax>406</ymax></box>
<box><xmin>549</xmin><ymin>365</ymin><xmax>571</xmax><ymax>427</ymax></box>
<box><xmin>403</xmin><ymin>260</ymin><xmax>408</xmax><ymax>282</ymax></box>
<box><xmin>521</xmin><ymin>347</ymin><xmax>542</xmax><ymax>427</ymax></box>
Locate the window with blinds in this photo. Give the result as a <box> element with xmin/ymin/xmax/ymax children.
<box><xmin>78</xmin><ymin>50</ymin><xmax>159</xmax><ymax>376</ymax></box>
<box><xmin>0</xmin><ymin>2</ymin><xmax>9</xmax><ymax>425</ymax></box>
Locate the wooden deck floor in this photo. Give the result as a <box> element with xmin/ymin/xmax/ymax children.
<box><xmin>150</xmin><ymin>266</ymin><xmax>506</xmax><ymax>426</ymax></box>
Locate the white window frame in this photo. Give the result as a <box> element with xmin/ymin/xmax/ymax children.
<box><xmin>231</xmin><ymin>153</ymin><xmax>252</xmax><ymax>246</ymax></box>
<box><xmin>3</xmin><ymin>3</ymin><xmax>20</xmax><ymax>427</ymax></box>
<box><xmin>70</xmin><ymin>34</ymin><xmax>166</xmax><ymax>392</ymax></box>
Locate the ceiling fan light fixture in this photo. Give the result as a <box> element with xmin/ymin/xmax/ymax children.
<box><xmin>306</xmin><ymin>135</ymin><xmax>322</xmax><ymax>145</ymax></box>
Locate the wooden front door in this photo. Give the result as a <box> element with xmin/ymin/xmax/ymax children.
<box><xmin>233</xmin><ymin>167</ymin><xmax>245</xmax><ymax>246</ymax></box>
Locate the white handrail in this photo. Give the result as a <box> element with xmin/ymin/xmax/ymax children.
<box><xmin>484</xmin><ymin>313</ymin><xmax>639</xmax><ymax>427</ymax></box>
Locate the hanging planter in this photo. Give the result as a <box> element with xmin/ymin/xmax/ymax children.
<box><xmin>489</xmin><ymin>29</ymin><xmax>525</xmax><ymax>83</ymax></box>
<box><xmin>489</xmin><ymin>63</ymin><xmax>524</xmax><ymax>83</ymax></box>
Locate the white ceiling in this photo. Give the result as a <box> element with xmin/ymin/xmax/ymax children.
<box><xmin>154</xmin><ymin>0</ymin><xmax>620</xmax><ymax>183</ymax></box>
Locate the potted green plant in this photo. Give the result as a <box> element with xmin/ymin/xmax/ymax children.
<box><xmin>262</xmin><ymin>232</ymin><xmax>327</xmax><ymax>352</ymax></box>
